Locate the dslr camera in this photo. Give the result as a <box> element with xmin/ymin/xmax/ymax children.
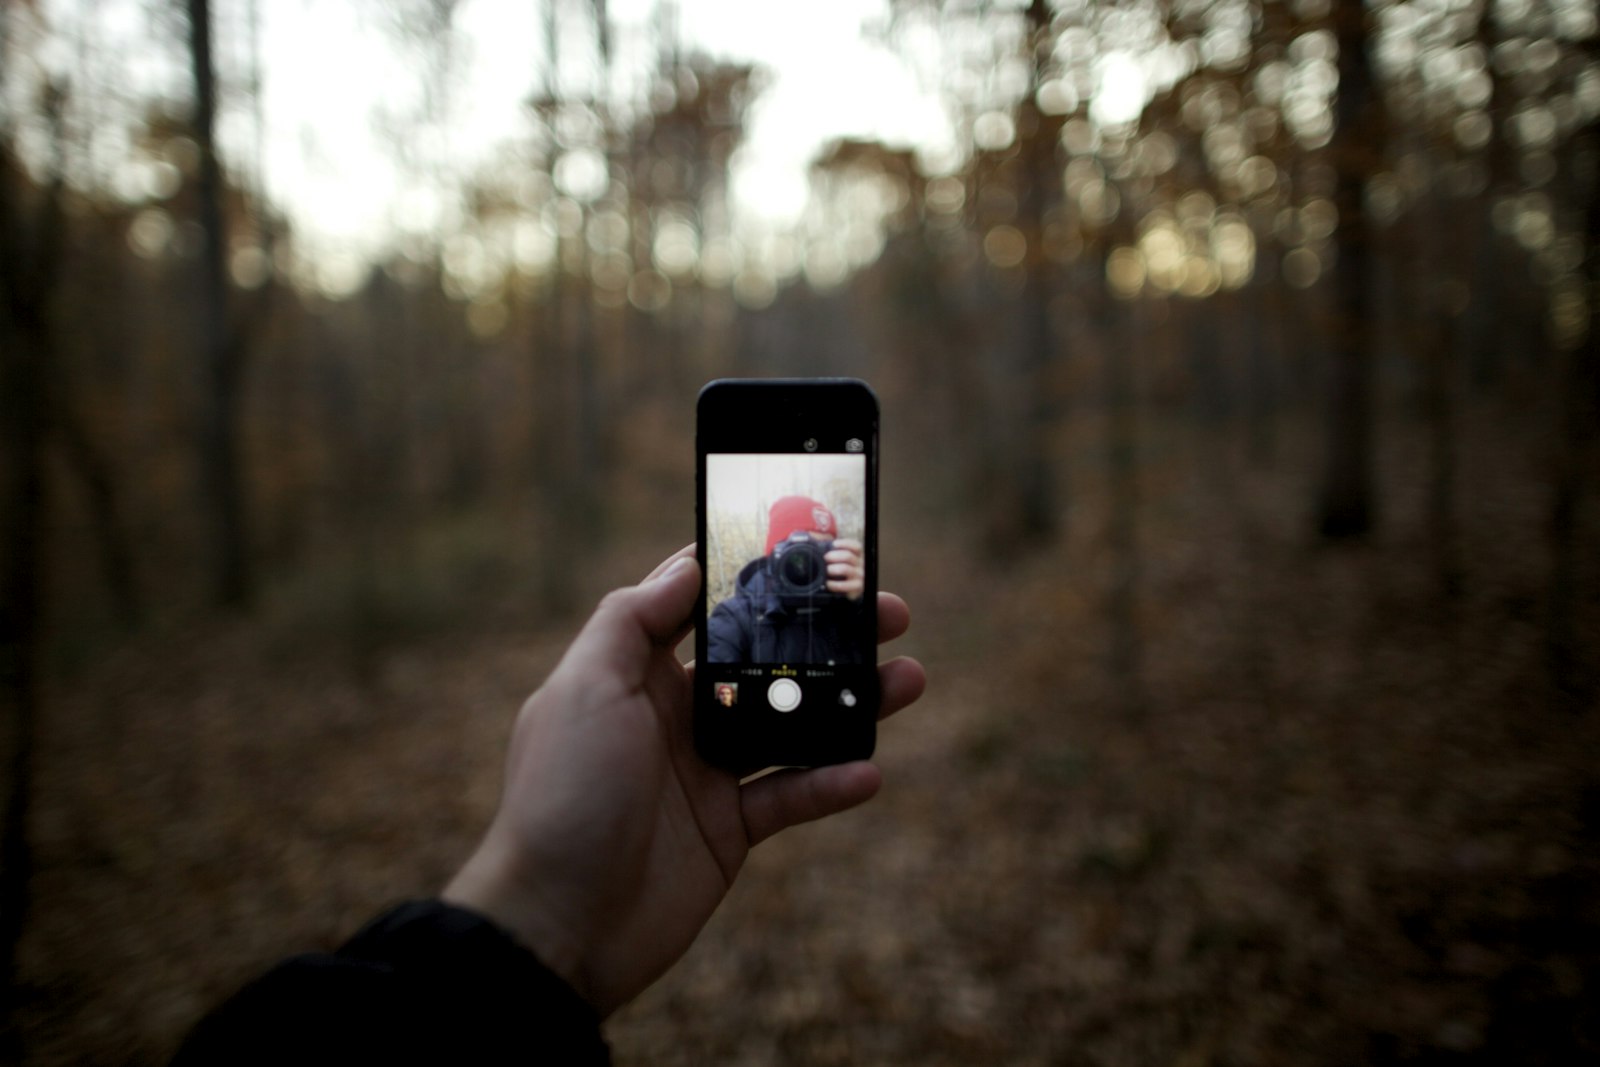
<box><xmin>770</xmin><ymin>531</ymin><xmax>835</xmax><ymax>607</ymax></box>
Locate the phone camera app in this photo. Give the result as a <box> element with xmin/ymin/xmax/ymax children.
<box><xmin>767</xmin><ymin>678</ymin><xmax>802</xmax><ymax>712</ymax></box>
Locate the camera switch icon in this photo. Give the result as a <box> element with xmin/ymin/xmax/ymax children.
<box><xmin>768</xmin><ymin>678</ymin><xmax>802</xmax><ymax>712</ymax></box>
<box><xmin>839</xmin><ymin>689</ymin><xmax>857</xmax><ymax>707</ymax></box>
<box><xmin>846</xmin><ymin>438</ymin><xmax>863</xmax><ymax>453</ymax></box>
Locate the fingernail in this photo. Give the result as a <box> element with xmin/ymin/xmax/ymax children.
<box><xmin>661</xmin><ymin>556</ymin><xmax>694</xmax><ymax>581</ymax></box>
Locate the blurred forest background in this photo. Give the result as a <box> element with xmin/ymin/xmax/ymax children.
<box><xmin>2</xmin><ymin>0</ymin><xmax>1599</xmax><ymax>1063</ymax></box>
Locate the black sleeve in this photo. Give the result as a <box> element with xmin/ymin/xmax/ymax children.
<box><xmin>171</xmin><ymin>900</ymin><xmax>610</xmax><ymax>1066</ymax></box>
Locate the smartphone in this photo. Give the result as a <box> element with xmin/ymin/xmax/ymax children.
<box><xmin>694</xmin><ymin>378</ymin><xmax>880</xmax><ymax>771</ymax></box>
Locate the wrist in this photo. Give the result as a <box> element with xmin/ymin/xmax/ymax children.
<box><xmin>442</xmin><ymin>838</ymin><xmax>596</xmax><ymax>1011</ymax></box>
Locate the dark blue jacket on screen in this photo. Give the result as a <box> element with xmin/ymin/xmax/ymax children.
<box><xmin>707</xmin><ymin>556</ymin><xmax>866</xmax><ymax>665</ymax></box>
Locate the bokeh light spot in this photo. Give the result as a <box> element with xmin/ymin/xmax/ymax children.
<box><xmin>127</xmin><ymin>209</ymin><xmax>173</xmax><ymax>259</ymax></box>
<box><xmin>973</xmin><ymin>111</ymin><xmax>1017</xmax><ymax>152</ymax></box>
<box><xmin>627</xmin><ymin>269</ymin><xmax>672</xmax><ymax>312</ymax></box>
<box><xmin>926</xmin><ymin>176</ymin><xmax>966</xmax><ymax>215</ymax></box>
<box><xmin>1283</xmin><ymin>246</ymin><xmax>1322</xmax><ymax>289</ymax></box>
<box><xmin>1107</xmin><ymin>246</ymin><xmax>1145</xmax><ymax>299</ymax></box>
<box><xmin>983</xmin><ymin>225</ymin><xmax>1027</xmax><ymax>269</ymax></box>
<box><xmin>230</xmin><ymin>246</ymin><xmax>272</xmax><ymax>289</ymax></box>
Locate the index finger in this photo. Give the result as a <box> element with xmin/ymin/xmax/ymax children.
<box><xmin>877</xmin><ymin>592</ymin><xmax>910</xmax><ymax>644</ymax></box>
<box><xmin>642</xmin><ymin>543</ymin><xmax>696</xmax><ymax>583</ymax></box>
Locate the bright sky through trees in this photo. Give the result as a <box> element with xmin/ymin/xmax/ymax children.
<box><xmin>262</xmin><ymin>0</ymin><xmax>957</xmax><ymax>260</ymax></box>
<box><xmin>26</xmin><ymin>0</ymin><xmax>1592</xmax><ymax>305</ymax></box>
<box><xmin>11</xmin><ymin>0</ymin><xmax>969</xmax><ymax>280</ymax></box>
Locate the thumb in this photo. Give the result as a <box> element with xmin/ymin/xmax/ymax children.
<box><xmin>557</xmin><ymin>556</ymin><xmax>699</xmax><ymax>692</ymax></box>
<box><xmin>578</xmin><ymin>553</ymin><xmax>699</xmax><ymax>656</ymax></box>
<box><xmin>631</xmin><ymin>555</ymin><xmax>700</xmax><ymax>643</ymax></box>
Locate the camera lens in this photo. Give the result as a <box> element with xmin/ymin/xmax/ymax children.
<box><xmin>781</xmin><ymin>548</ymin><xmax>822</xmax><ymax>586</ymax></box>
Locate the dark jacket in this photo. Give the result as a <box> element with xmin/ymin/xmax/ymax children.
<box><xmin>171</xmin><ymin>901</ymin><xmax>609</xmax><ymax>1066</ymax></box>
<box><xmin>707</xmin><ymin>556</ymin><xmax>866</xmax><ymax>665</ymax></box>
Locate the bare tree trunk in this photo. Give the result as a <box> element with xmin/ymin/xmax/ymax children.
<box><xmin>1014</xmin><ymin>0</ymin><xmax>1060</xmax><ymax>543</ymax></box>
<box><xmin>982</xmin><ymin>0</ymin><xmax>1061</xmax><ymax>553</ymax></box>
<box><xmin>532</xmin><ymin>270</ymin><xmax>578</xmax><ymax>613</ymax></box>
<box><xmin>1463</xmin><ymin>6</ymin><xmax>1514</xmax><ymax>389</ymax></box>
<box><xmin>1316</xmin><ymin>0</ymin><xmax>1378</xmax><ymax>540</ymax></box>
<box><xmin>0</xmin><ymin>349</ymin><xmax>40</xmax><ymax>1052</ymax></box>
<box><xmin>56</xmin><ymin>405</ymin><xmax>143</xmax><ymax>628</ymax></box>
<box><xmin>1423</xmin><ymin>178</ymin><xmax>1464</xmax><ymax>603</ymax></box>
<box><xmin>1187</xmin><ymin>294</ymin><xmax>1231</xmax><ymax>425</ymax></box>
<box><xmin>570</xmin><ymin>247</ymin><xmax>605</xmax><ymax>544</ymax></box>
<box><xmin>1244</xmin><ymin>246</ymin><xmax>1279</xmax><ymax>467</ymax></box>
<box><xmin>188</xmin><ymin>0</ymin><xmax>253</xmax><ymax>608</ymax></box>
<box><xmin>0</xmin><ymin>85</ymin><xmax>67</xmax><ymax>1054</ymax></box>
<box><xmin>1105</xmin><ymin>292</ymin><xmax>1142</xmax><ymax>707</ymax></box>
<box><xmin>1546</xmin><ymin>121</ymin><xmax>1600</xmax><ymax>710</ymax></box>
<box><xmin>0</xmin><ymin>288</ymin><xmax>45</xmax><ymax>1067</ymax></box>
<box><xmin>1241</xmin><ymin>0</ymin><xmax>1290</xmax><ymax>470</ymax></box>
<box><xmin>1014</xmin><ymin>139</ymin><xmax>1058</xmax><ymax>541</ymax></box>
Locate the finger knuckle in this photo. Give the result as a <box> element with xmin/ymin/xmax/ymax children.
<box><xmin>596</xmin><ymin>587</ymin><xmax>633</xmax><ymax>616</ymax></box>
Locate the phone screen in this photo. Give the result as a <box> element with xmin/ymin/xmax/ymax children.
<box><xmin>695</xmin><ymin>380</ymin><xmax>879</xmax><ymax>770</ymax></box>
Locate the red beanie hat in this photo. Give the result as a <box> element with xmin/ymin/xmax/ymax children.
<box><xmin>765</xmin><ymin>495</ymin><xmax>836</xmax><ymax>554</ymax></box>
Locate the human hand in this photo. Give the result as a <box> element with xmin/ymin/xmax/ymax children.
<box><xmin>824</xmin><ymin>538</ymin><xmax>865</xmax><ymax>601</ymax></box>
<box><xmin>442</xmin><ymin>546</ymin><xmax>925</xmax><ymax>1018</ymax></box>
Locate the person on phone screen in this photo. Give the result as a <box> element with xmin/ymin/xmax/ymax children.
<box><xmin>706</xmin><ymin>495</ymin><xmax>867</xmax><ymax>666</ymax></box>
<box><xmin>171</xmin><ymin>548</ymin><xmax>924</xmax><ymax>1065</ymax></box>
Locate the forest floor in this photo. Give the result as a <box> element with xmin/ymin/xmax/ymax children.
<box><xmin>15</xmin><ymin>406</ymin><xmax>1600</xmax><ymax>1066</ymax></box>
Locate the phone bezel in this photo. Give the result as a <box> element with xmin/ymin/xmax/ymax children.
<box><xmin>693</xmin><ymin>378</ymin><xmax>880</xmax><ymax>771</ymax></box>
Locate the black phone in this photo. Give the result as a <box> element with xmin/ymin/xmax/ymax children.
<box><xmin>694</xmin><ymin>378</ymin><xmax>880</xmax><ymax>771</ymax></box>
